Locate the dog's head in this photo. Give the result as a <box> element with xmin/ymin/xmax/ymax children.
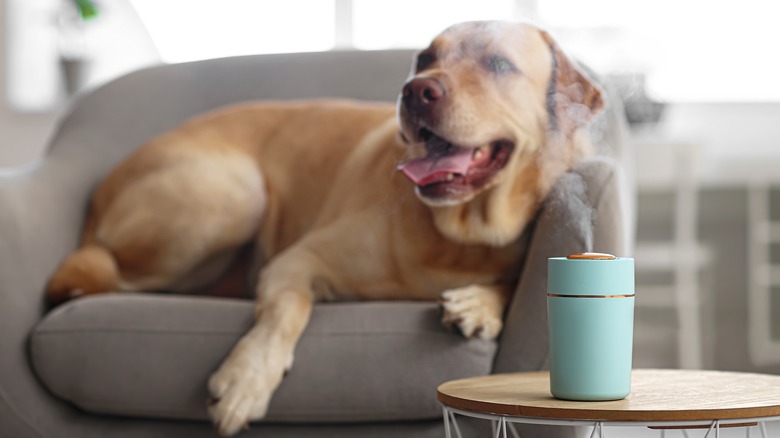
<box><xmin>396</xmin><ymin>21</ymin><xmax>604</xmax><ymax>210</ymax></box>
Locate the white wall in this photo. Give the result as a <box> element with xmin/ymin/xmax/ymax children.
<box><xmin>0</xmin><ymin>0</ymin><xmax>62</xmax><ymax>170</ymax></box>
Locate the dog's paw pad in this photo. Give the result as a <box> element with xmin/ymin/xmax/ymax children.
<box><xmin>440</xmin><ymin>287</ymin><xmax>503</xmax><ymax>340</ymax></box>
<box><xmin>208</xmin><ymin>363</ymin><xmax>274</xmax><ymax>436</ymax></box>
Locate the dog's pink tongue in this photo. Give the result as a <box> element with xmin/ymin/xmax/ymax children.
<box><xmin>397</xmin><ymin>148</ymin><xmax>474</xmax><ymax>186</ymax></box>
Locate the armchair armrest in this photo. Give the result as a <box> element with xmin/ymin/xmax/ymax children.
<box><xmin>494</xmin><ymin>156</ymin><xmax>630</xmax><ymax>373</ymax></box>
<box><xmin>0</xmin><ymin>159</ymin><xmax>98</xmax><ymax>435</ymax></box>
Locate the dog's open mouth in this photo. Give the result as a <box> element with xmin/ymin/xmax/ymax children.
<box><xmin>397</xmin><ymin>128</ymin><xmax>514</xmax><ymax>198</ymax></box>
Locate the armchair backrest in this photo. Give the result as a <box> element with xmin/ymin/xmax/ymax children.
<box><xmin>49</xmin><ymin>50</ymin><xmax>417</xmax><ymax>176</ymax></box>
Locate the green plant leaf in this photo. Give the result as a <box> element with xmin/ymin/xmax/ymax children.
<box><xmin>75</xmin><ymin>0</ymin><xmax>99</xmax><ymax>21</ymax></box>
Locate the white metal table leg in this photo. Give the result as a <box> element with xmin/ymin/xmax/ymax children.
<box><xmin>442</xmin><ymin>407</ymin><xmax>464</xmax><ymax>438</ymax></box>
<box><xmin>704</xmin><ymin>420</ymin><xmax>721</xmax><ymax>438</ymax></box>
<box><xmin>448</xmin><ymin>409</ymin><xmax>463</xmax><ymax>438</ymax></box>
<box><xmin>588</xmin><ymin>422</ymin><xmax>604</xmax><ymax>438</ymax></box>
<box><xmin>443</xmin><ymin>407</ymin><xmax>451</xmax><ymax>438</ymax></box>
<box><xmin>495</xmin><ymin>417</ymin><xmax>507</xmax><ymax>438</ymax></box>
<box><xmin>441</xmin><ymin>406</ymin><xmax>776</xmax><ymax>438</ymax></box>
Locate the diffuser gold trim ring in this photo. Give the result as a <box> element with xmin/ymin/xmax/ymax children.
<box><xmin>547</xmin><ymin>293</ymin><xmax>635</xmax><ymax>299</ymax></box>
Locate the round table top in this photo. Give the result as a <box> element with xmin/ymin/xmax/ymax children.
<box><xmin>437</xmin><ymin>369</ymin><xmax>780</xmax><ymax>422</ymax></box>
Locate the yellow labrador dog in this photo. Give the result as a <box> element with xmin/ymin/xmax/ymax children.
<box><xmin>46</xmin><ymin>21</ymin><xmax>603</xmax><ymax>435</ymax></box>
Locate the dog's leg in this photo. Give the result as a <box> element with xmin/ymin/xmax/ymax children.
<box><xmin>47</xmin><ymin>151</ymin><xmax>266</xmax><ymax>304</ymax></box>
<box><xmin>208</xmin><ymin>249</ymin><xmax>323</xmax><ymax>437</ymax></box>
<box><xmin>440</xmin><ymin>284</ymin><xmax>513</xmax><ymax>340</ymax></box>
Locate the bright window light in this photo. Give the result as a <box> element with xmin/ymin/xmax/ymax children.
<box><xmin>538</xmin><ymin>0</ymin><xmax>780</xmax><ymax>101</ymax></box>
<box><xmin>6</xmin><ymin>0</ymin><xmax>779</xmax><ymax>114</ymax></box>
<box><xmin>128</xmin><ymin>0</ymin><xmax>335</xmax><ymax>63</ymax></box>
<box><xmin>352</xmin><ymin>0</ymin><xmax>518</xmax><ymax>50</ymax></box>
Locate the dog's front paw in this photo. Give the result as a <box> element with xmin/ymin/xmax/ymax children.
<box><xmin>440</xmin><ymin>285</ymin><xmax>506</xmax><ymax>340</ymax></box>
<box><xmin>208</xmin><ymin>347</ymin><xmax>289</xmax><ymax>437</ymax></box>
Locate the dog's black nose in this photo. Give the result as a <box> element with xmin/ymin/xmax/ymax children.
<box><xmin>402</xmin><ymin>78</ymin><xmax>445</xmax><ymax>112</ymax></box>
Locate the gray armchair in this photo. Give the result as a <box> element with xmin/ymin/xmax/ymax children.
<box><xmin>0</xmin><ymin>50</ymin><xmax>631</xmax><ymax>437</ymax></box>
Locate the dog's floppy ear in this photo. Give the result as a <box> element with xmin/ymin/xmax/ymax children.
<box><xmin>539</xmin><ymin>29</ymin><xmax>604</xmax><ymax>134</ymax></box>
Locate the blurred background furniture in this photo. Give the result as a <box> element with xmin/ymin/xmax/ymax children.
<box><xmin>748</xmin><ymin>183</ymin><xmax>780</xmax><ymax>367</ymax></box>
<box><xmin>0</xmin><ymin>50</ymin><xmax>632</xmax><ymax>437</ymax></box>
<box><xmin>633</xmin><ymin>142</ymin><xmax>712</xmax><ymax>369</ymax></box>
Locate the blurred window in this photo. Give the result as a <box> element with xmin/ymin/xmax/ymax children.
<box><xmin>129</xmin><ymin>0</ymin><xmax>336</xmax><ymax>63</ymax></box>
<box><xmin>7</xmin><ymin>0</ymin><xmax>780</xmax><ymax>112</ymax></box>
<box><xmin>351</xmin><ymin>0</ymin><xmax>517</xmax><ymax>49</ymax></box>
<box><xmin>536</xmin><ymin>0</ymin><xmax>780</xmax><ymax>101</ymax></box>
<box><xmin>131</xmin><ymin>0</ymin><xmax>780</xmax><ymax>101</ymax></box>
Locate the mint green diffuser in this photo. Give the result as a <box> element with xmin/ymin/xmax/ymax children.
<box><xmin>547</xmin><ymin>253</ymin><xmax>635</xmax><ymax>401</ymax></box>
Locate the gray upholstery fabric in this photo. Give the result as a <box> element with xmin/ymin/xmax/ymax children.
<box><xmin>30</xmin><ymin>295</ymin><xmax>495</xmax><ymax>422</ymax></box>
<box><xmin>0</xmin><ymin>50</ymin><xmax>631</xmax><ymax>438</ymax></box>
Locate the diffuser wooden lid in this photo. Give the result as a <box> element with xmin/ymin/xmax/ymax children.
<box><xmin>566</xmin><ymin>252</ymin><xmax>617</xmax><ymax>260</ymax></box>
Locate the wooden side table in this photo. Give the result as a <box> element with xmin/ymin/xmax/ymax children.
<box><xmin>437</xmin><ymin>369</ymin><xmax>780</xmax><ymax>438</ymax></box>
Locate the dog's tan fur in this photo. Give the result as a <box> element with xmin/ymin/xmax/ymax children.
<box><xmin>46</xmin><ymin>21</ymin><xmax>603</xmax><ymax>435</ymax></box>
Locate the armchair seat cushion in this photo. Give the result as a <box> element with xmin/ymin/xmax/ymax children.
<box><xmin>30</xmin><ymin>294</ymin><xmax>496</xmax><ymax>423</ymax></box>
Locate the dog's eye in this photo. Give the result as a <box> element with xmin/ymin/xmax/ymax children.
<box><xmin>486</xmin><ymin>55</ymin><xmax>518</xmax><ymax>74</ymax></box>
<box><xmin>416</xmin><ymin>52</ymin><xmax>436</xmax><ymax>72</ymax></box>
